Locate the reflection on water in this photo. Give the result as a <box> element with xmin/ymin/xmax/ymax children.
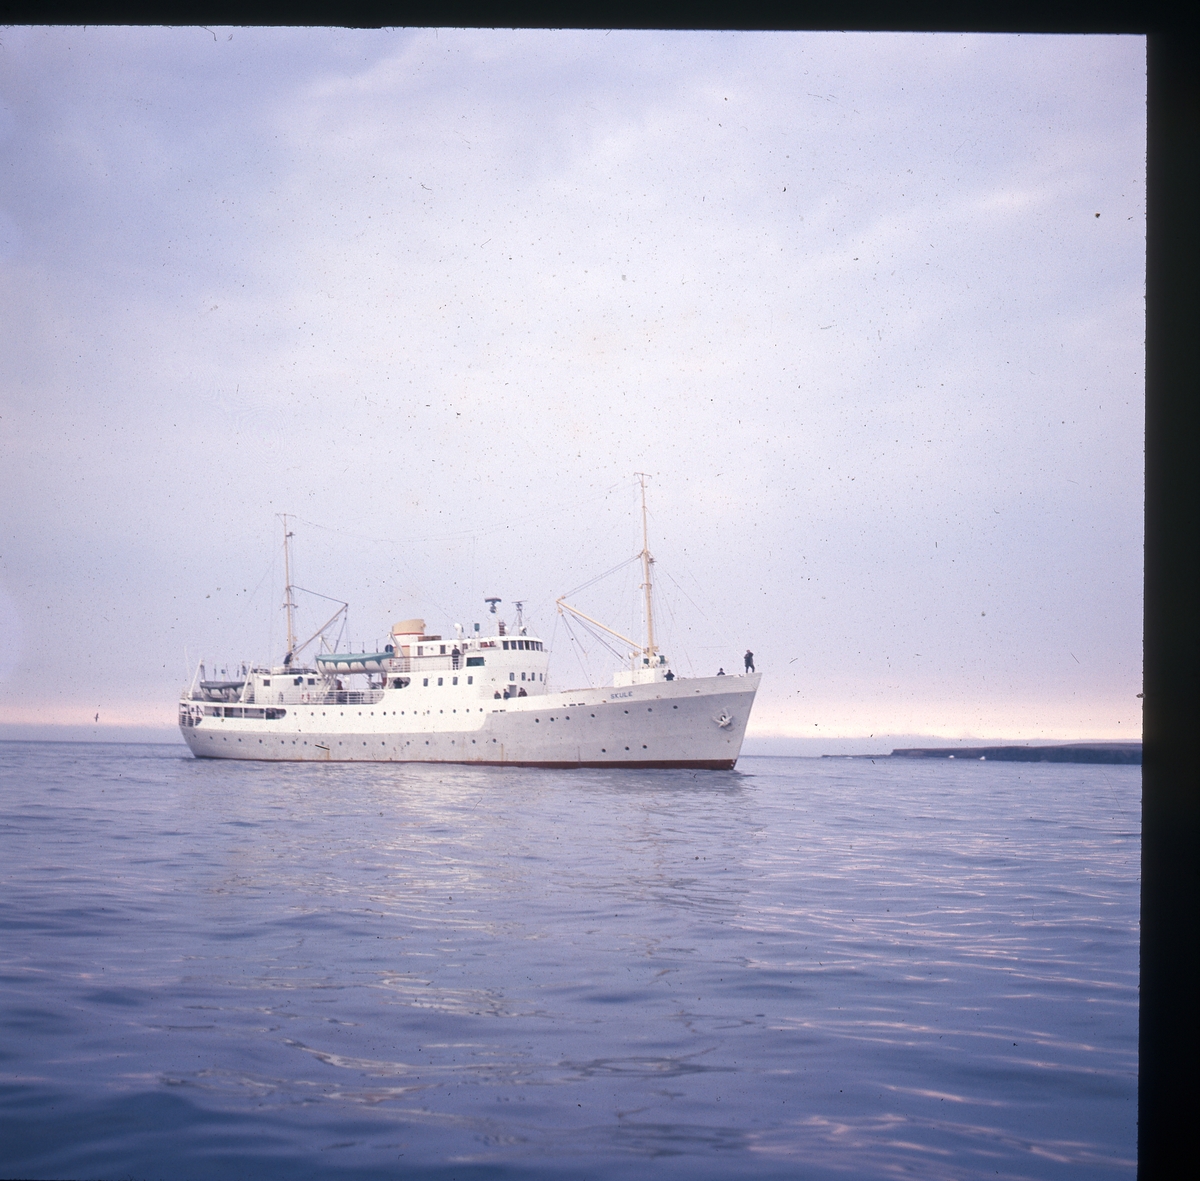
<box><xmin>0</xmin><ymin>742</ymin><xmax>1138</xmax><ymax>1179</ymax></box>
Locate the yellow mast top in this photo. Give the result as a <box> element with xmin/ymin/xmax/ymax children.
<box><xmin>636</xmin><ymin>473</ymin><xmax>657</xmax><ymax>665</ymax></box>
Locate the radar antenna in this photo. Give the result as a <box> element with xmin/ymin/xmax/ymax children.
<box><xmin>485</xmin><ymin>597</ymin><xmax>501</xmax><ymax>614</ymax></box>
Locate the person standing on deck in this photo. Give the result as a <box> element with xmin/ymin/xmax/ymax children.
<box><xmin>744</xmin><ymin>650</ymin><xmax>755</xmax><ymax>673</ymax></box>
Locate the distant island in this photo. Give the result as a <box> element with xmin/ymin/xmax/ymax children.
<box><xmin>826</xmin><ymin>742</ymin><xmax>1141</xmax><ymax>765</ymax></box>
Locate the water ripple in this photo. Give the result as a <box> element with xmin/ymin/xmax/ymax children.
<box><xmin>0</xmin><ymin>741</ymin><xmax>1138</xmax><ymax>1179</ymax></box>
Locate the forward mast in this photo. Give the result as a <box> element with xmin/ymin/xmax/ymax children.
<box><xmin>555</xmin><ymin>473</ymin><xmax>669</xmax><ymax>684</ymax></box>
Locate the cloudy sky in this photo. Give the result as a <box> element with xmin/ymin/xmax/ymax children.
<box><xmin>0</xmin><ymin>28</ymin><xmax>1144</xmax><ymax>745</ymax></box>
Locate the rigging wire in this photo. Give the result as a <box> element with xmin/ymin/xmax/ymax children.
<box><xmin>563</xmin><ymin>609</ymin><xmax>629</xmax><ymax>664</ymax></box>
<box><xmin>290</xmin><ymin>585</ymin><xmax>349</xmax><ymax>606</ymax></box>
<box><xmin>201</xmin><ymin>539</ymin><xmax>285</xmax><ymax>670</ymax></box>
<box><xmin>561</xmin><ymin>554</ymin><xmax>642</xmax><ymax>601</ymax></box>
<box><xmin>662</xmin><ymin>568</ymin><xmax>709</xmax><ymax>620</ymax></box>
<box><xmin>546</xmin><ymin>612</ymin><xmax>562</xmax><ymax>690</ymax></box>
<box><xmin>560</xmin><ymin>612</ymin><xmax>597</xmax><ymax>688</ymax></box>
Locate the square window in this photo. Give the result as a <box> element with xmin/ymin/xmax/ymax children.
<box><xmin>509</xmin><ymin>672</ymin><xmax>515</xmax><ymax>681</ymax></box>
<box><xmin>467</xmin><ymin>676</ymin><xmax>473</xmax><ymax>684</ymax></box>
<box><xmin>423</xmin><ymin>678</ymin><xmax>429</xmax><ymax>686</ymax></box>
<box><xmin>437</xmin><ymin>677</ymin><xmax>443</xmax><ymax>686</ymax></box>
<box><xmin>452</xmin><ymin>676</ymin><xmax>458</xmax><ymax>685</ymax></box>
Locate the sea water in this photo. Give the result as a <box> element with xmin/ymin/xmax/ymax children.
<box><xmin>0</xmin><ymin>741</ymin><xmax>1139</xmax><ymax>1180</ymax></box>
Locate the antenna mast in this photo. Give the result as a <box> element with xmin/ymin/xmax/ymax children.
<box><xmin>636</xmin><ymin>473</ymin><xmax>657</xmax><ymax>664</ymax></box>
<box><xmin>279</xmin><ymin>514</ymin><xmax>297</xmax><ymax>663</ymax></box>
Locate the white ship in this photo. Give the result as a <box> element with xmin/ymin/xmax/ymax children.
<box><xmin>179</xmin><ymin>478</ymin><xmax>759</xmax><ymax>768</ymax></box>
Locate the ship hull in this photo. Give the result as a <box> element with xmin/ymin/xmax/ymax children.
<box><xmin>180</xmin><ymin>673</ymin><xmax>759</xmax><ymax>769</ymax></box>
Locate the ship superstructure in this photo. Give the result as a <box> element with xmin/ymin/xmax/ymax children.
<box><xmin>179</xmin><ymin>479</ymin><xmax>759</xmax><ymax>768</ymax></box>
